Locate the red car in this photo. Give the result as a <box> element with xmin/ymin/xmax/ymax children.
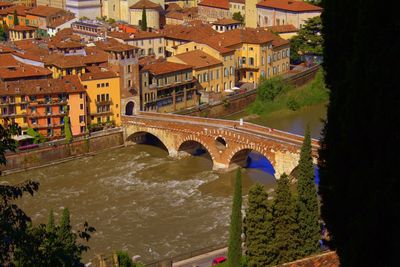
<box><xmin>211</xmin><ymin>256</ymin><xmax>227</xmax><ymax>266</ymax></box>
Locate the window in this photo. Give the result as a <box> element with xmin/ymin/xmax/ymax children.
<box><xmin>224</xmin><ymin>68</ymin><xmax>228</xmax><ymax>77</ymax></box>
<box><xmin>241</xmin><ymin>57</ymin><xmax>246</xmax><ymax>64</ymax></box>
<box><xmin>210</xmin><ymin>70</ymin><xmax>213</xmax><ymax>80</ymax></box>
<box><xmin>31</xmin><ymin>106</ymin><xmax>37</xmax><ymax>113</ymax></box>
<box><xmin>97</xmin><ymin>83</ymin><xmax>100</xmax><ymax>88</ymax></box>
<box><xmin>230</xmin><ymin>67</ymin><xmax>234</xmax><ymax>75</ymax></box>
<box><xmin>79</xmin><ymin>92</ymin><xmax>83</xmax><ymax>99</ymax></box>
<box><xmin>128</xmin><ymin>65</ymin><xmax>131</xmax><ymax>73</ymax></box>
<box><xmin>158</xmin><ymin>47</ymin><xmax>163</xmax><ymax>54</ymax></box>
<box><xmin>128</xmin><ymin>80</ymin><xmax>132</xmax><ymax>87</ymax></box>
<box><xmin>47</xmin><ymin>117</ymin><xmax>51</xmax><ymax>125</ymax></box>
<box><xmin>249</xmin><ymin>57</ymin><xmax>254</xmax><ymax>66</ymax></box>
<box><xmin>79</xmin><ymin>115</ymin><xmax>85</xmax><ymax>123</ymax></box>
<box><xmin>216</xmin><ymin>69</ymin><xmax>220</xmax><ymax>79</ymax></box>
<box><xmin>80</xmin><ymin>104</ymin><xmax>83</xmax><ymax>110</ymax></box>
<box><xmin>31</xmin><ymin>118</ymin><xmax>37</xmax><ymax>124</ymax></box>
<box><xmin>106</xmin><ymin>83</ymin><xmax>109</xmax><ymax>87</ymax></box>
<box><xmin>80</xmin><ymin>126</ymin><xmax>86</xmax><ymax>133</ymax></box>
<box><xmin>249</xmin><ymin>47</ymin><xmax>253</xmax><ymax>51</ymax></box>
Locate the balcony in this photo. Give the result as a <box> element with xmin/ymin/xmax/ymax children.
<box><xmin>236</xmin><ymin>63</ymin><xmax>259</xmax><ymax>71</ymax></box>
<box><xmin>0</xmin><ymin>99</ymin><xmax>16</xmax><ymax>106</ymax></box>
<box><xmin>91</xmin><ymin>110</ymin><xmax>113</xmax><ymax>116</ymax></box>
<box><xmin>28</xmin><ymin>112</ymin><xmax>68</xmax><ymax>118</ymax></box>
<box><xmin>34</xmin><ymin>99</ymin><xmax>68</xmax><ymax>106</ymax></box>
<box><xmin>0</xmin><ymin>113</ymin><xmax>18</xmax><ymax>118</ymax></box>
<box><xmin>95</xmin><ymin>99</ymin><xmax>113</xmax><ymax>105</ymax></box>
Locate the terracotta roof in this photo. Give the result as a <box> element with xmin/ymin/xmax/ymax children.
<box><xmin>55</xmin><ymin>40</ymin><xmax>84</xmax><ymax>49</ymax></box>
<box><xmin>47</xmin><ymin>14</ymin><xmax>76</xmax><ymax>28</ymax></box>
<box><xmin>108</xmin><ymin>30</ymin><xmax>163</xmax><ymax>41</ymax></box>
<box><xmin>0</xmin><ymin>1</ymin><xmax>14</xmax><ymax>8</ymax></box>
<box><xmin>278</xmin><ymin>251</ymin><xmax>339</xmax><ymax>267</ymax></box>
<box><xmin>44</xmin><ymin>54</ymin><xmax>86</xmax><ymax>68</ymax></box>
<box><xmin>0</xmin><ymin>54</ymin><xmax>52</xmax><ymax>80</ymax></box>
<box><xmin>0</xmin><ymin>75</ymin><xmax>85</xmax><ymax>96</ymax></box>
<box><xmin>173</xmin><ymin>50</ymin><xmax>222</xmax><ymax>69</ymax></box>
<box><xmin>80</xmin><ymin>70</ymin><xmax>118</xmax><ymax>81</ymax></box>
<box><xmin>0</xmin><ymin>45</ymin><xmax>14</xmax><ymax>54</ymax></box>
<box><xmin>166</xmin><ymin>11</ymin><xmax>184</xmax><ymax>20</ymax></box>
<box><xmin>26</xmin><ymin>5</ymin><xmax>63</xmax><ymax>17</ymax></box>
<box><xmin>269</xmin><ymin>30</ymin><xmax>290</xmax><ymax>47</ymax></box>
<box><xmin>142</xmin><ymin>61</ymin><xmax>192</xmax><ymax>75</ymax></box>
<box><xmin>257</xmin><ymin>0</ymin><xmax>323</xmax><ymax>12</ymax></box>
<box><xmin>10</xmin><ymin>25</ymin><xmax>36</xmax><ymax>31</ymax></box>
<box><xmin>198</xmin><ymin>0</ymin><xmax>229</xmax><ymax>10</ymax></box>
<box><xmin>266</xmin><ymin>24</ymin><xmax>298</xmax><ymax>33</ymax></box>
<box><xmin>162</xmin><ymin>22</ymin><xmax>218</xmax><ymax>42</ymax></box>
<box><xmin>95</xmin><ymin>38</ymin><xmax>139</xmax><ymax>52</ymax></box>
<box><xmin>2</xmin><ymin>5</ymin><xmax>28</xmax><ymax>16</ymax></box>
<box><xmin>166</xmin><ymin>3</ymin><xmax>182</xmax><ymax>12</ymax></box>
<box><xmin>130</xmin><ymin>0</ymin><xmax>162</xmax><ymax>10</ymax></box>
<box><xmin>207</xmin><ymin>27</ymin><xmax>278</xmax><ymax>47</ymax></box>
<box><xmin>213</xmin><ymin>18</ymin><xmax>241</xmax><ymax>25</ymax></box>
<box><xmin>229</xmin><ymin>0</ymin><xmax>245</xmax><ymax>4</ymax></box>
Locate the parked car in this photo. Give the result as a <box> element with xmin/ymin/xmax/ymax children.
<box><xmin>211</xmin><ymin>256</ymin><xmax>227</xmax><ymax>266</ymax></box>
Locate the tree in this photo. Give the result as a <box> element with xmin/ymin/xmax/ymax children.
<box><xmin>296</xmin><ymin>126</ymin><xmax>320</xmax><ymax>257</ymax></box>
<box><xmin>141</xmin><ymin>8</ymin><xmax>147</xmax><ymax>31</ymax></box>
<box><xmin>272</xmin><ymin>174</ymin><xmax>299</xmax><ymax>264</ymax></box>
<box><xmin>257</xmin><ymin>76</ymin><xmax>291</xmax><ymax>102</ymax></box>
<box><xmin>0</xmin><ymin>23</ymin><xmax>7</xmax><ymax>41</ymax></box>
<box><xmin>290</xmin><ymin>16</ymin><xmax>323</xmax><ymax>62</ymax></box>
<box><xmin>244</xmin><ymin>183</ymin><xmax>275</xmax><ymax>267</ymax></box>
<box><xmin>319</xmin><ymin>0</ymin><xmax>399</xmax><ymax>266</ymax></box>
<box><xmin>26</xmin><ymin>128</ymin><xmax>46</xmax><ymax>144</ymax></box>
<box><xmin>13</xmin><ymin>9</ymin><xmax>19</xmax><ymax>26</ymax></box>
<box><xmin>232</xmin><ymin>12</ymin><xmax>244</xmax><ymax>24</ymax></box>
<box><xmin>116</xmin><ymin>251</ymin><xmax>134</xmax><ymax>267</ymax></box>
<box><xmin>64</xmin><ymin>116</ymin><xmax>73</xmax><ymax>143</ymax></box>
<box><xmin>227</xmin><ymin>169</ymin><xmax>242</xmax><ymax>267</ymax></box>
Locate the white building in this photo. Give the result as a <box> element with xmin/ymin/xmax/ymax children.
<box><xmin>66</xmin><ymin>0</ymin><xmax>102</xmax><ymax>20</ymax></box>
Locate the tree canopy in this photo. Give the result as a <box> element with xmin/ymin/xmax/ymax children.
<box><xmin>319</xmin><ymin>0</ymin><xmax>399</xmax><ymax>265</ymax></box>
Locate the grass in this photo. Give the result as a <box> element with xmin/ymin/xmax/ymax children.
<box><xmin>247</xmin><ymin>69</ymin><xmax>329</xmax><ymax>118</ymax></box>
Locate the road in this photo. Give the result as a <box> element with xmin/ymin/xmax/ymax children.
<box><xmin>173</xmin><ymin>247</ymin><xmax>227</xmax><ymax>267</ymax></box>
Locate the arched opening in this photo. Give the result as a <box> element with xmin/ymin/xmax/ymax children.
<box><xmin>290</xmin><ymin>165</ymin><xmax>320</xmax><ymax>186</ymax></box>
<box><xmin>178</xmin><ymin>140</ymin><xmax>213</xmax><ymax>167</ymax></box>
<box><xmin>127</xmin><ymin>131</ymin><xmax>169</xmax><ymax>153</ymax></box>
<box><xmin>125</xmin><ymin>101</ymin><xmax>135</xmax><ymax>115</ymax></box>
<box><xmin>230</xmin><ymin>149</ymin><xmax>275</xmax><ymax>177</ymax></box>
<box><xmin>215</xmin><ymin>136</ymin><xmax>227</xmax><ymax>150</ymax></box>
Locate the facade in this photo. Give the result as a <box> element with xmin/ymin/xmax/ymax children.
<box><xmin>198</xmin><ymin>0</ymin><xmax>230</xmax><ymax>22</ymax></box>
<box><xmin>0</xmin><ymin>75</ymin><xmax>87</xmax><ymax>138</ymax></box>
<box><xmin>36</xmin><ymin>0</ymin><xmax>66</xmax><ymax>9</ymax></box>
<box><xmin>66</xmin><ymin>0</ymin><xmax>101</xmax><ymax>20</ymax></box>
<box><xmin>108</xmin><ymin>30</ymin><xmax>165</xmax><ymax>59</ymax></box>
<box><xmin>212</xmin><ymin>18</ymin><xmax>241</xmax><ymax>32</ymax></box>
<box><xmin>44</xmin><ymin>54</ymin><xmax>87</xmax><ymax>78</ymax></box>
<box><xmin>129</xmin><ymin>0</ymin><xmax>163</xmax><ymax>29</ymax></box>
<box><xmin>102</xmin><ymin>0</ymin><xmax>166</xmax><ymax>22</ymax></box>
<box><xmin>47</xmin><ymin>17</ymin><xmax>78</xmax><ymax>37</ymax></box>
<box><xmin>80</xmin><ymin>70</ymin><xmax>121</xmax><ymax>127</ymax></box>
<box><xmin>245</xmin><ymin>0</ymin><xmax>257</xmax><ymax>28</ymax></box>
<box><xmin>229</xmin><ymin>0</ymin><xmax>244</xmax><ymax>16</ymax></box>
<box><xmin>140</xmin><ymin>61</ymin><xmax>199</xmax><ymax>112</ymax></box>
<box><xmin>168</xmin><ymin>50</ymin><xmax>226</xmax><ymax>93</ymax></box>
<box><xmin>256</xmin><ymin>0</ymin><xmax>322</xmax><ymax>29</ymax></box>
<box><xmin>9</xmin><ymin>25</ymin><xmax>37</xmax><ymax>41</ymax></box>
<box><xmin>173</xmin><ymin>41</ymin><xmax>235</xmax><ymax>92</ymax></box>
<box><xmin>71</xmin><ymin>20</ymin><xmax>110</xmax><ymax>41</ymax></box>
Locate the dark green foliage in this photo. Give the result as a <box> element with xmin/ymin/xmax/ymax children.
<box><xmin>117</xmin><ymin>251</ymin><xmax>134</xmax><ymax>267</ymax></box>
<box><xmin>232</xmin><ymin>12</ymin><xmax>244</xmax><ymax>24</ymax></box>
<box><xmin>227</xmin><ymin>169</ymin><xmax>242</xmax><ymax>267</ymax></box>
<box><xmin>290</xmin><ymin>16</ymin><xmax>323</xmax><ymax>62</ymax></box>
<box><xmin>244</xmin><ymin>184</ymin><xmax>274</xmax><ymax>267</ymax></box>
<box><xmin>141</xmin><ymin>8</ymin><xmax>147</xmax><ymax>31</ymax></box>
<box><xmin>0</xmin><ymin>23</ymin><xmax>7</xmax><ymax>41</ymax></box>
<box><xmin>13</xmin><ymin>9</ymin><xmax>19</xmax><ymax>26</ymax></box>
<box><xmin>319</xmin><ymin>0</ymin><xmax>399</xmax><ymax>266</ymax></box>
<box><xmin>258</xmin><ymin>76</ymin><xmax>291</xmax><ymax>102</ymax></box>
<box><xmin>64</xmin><ymin>116</ymin><xmax>73</xmax><ymax>143</ymax></box>
<box><xmin>272</xmin><ymin>174</ymin><xmax>299</xmax><ymax>264</ymax></box>
<box><xmin>296</xmin><ymin>126</ymin><xmax>320</xmax><ymax>256</ymax></box>
<box><xmin>287</xmin><ymin>98</ymin><xmax>300</xmax><ymax>111</ymax></box>
<box><xmin>26</xmin><ymin>128</ymin><xmax>46</xmax><ymax>144</ymax></box>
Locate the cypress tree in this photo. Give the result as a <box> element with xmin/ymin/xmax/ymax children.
<box><xmin>296</xmin><ymin>126</ymin><xmax>320</xmax><ymax>256</ymax></box>
<box><xmin>46</xmin><ymin>209</ymin><xmax>55</xmax><ymax>233</ymax></box>
<box><xmin>13</xmin><ymin>10</ymin><xmax>19</xmax><ymax>26</ymax></box>
<box><xmin>64</xmin><ymin>116</ymin><xmax>73</xmax><ymax>143</ymax></box>
<box><xmin>245</xmin><ymin>183</ymin><xmax>274</xmax><ymax>267</ymax></box>
<box><xmin>227</xmin><ymin>169</ymin><xmax>242</xmax><ymax>267</ymax></box>
<box><xmin>272</xmin><ymin>174</ymin><xmax>299</xmax><ymax>264</ymax></box>
<box><xmin>320</xmin><ymin>0</ymin><xmax>399</xmax><ymax>266</ymax></box>
<box><xmin>141</xmin><ymin>8</ymin><xmax>147</xmax><ymax>31</ymax></box>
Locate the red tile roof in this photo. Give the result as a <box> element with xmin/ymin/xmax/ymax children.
<box><xmin>0</xmin><ymin>1</ymin><xmax>14</xmax><ymax>8</ymax></box>
<box><xmin>0</xmin><ymin>75</ymin><xmax>85</xmax><ymax>95</ymax></box>
<box><xmin>95</xmin><ymin>38</ymin><xmax>139</xmax><ymax>52</ymax></box>
<box><xmin>44</xmin><ymin>54</ymin><xmax>86</xmax><ymax>68</ymax></box>
<box><xmin>229</xmin><ymin>0</ymin><xmax>245</xmax><ymax>4</ymax></box>
<box><xmin>80</xmin><ymin>70</ymin><xmax>118</xmax><ymax>81</ymax></box>
<box><xmin>166</xmin><ymin>11</ymin><xmax>184</xmax><ymax>20</ymax></box>
<box><xmin>213</xmin><ymin>18</ymin><xmax>241</xmax><ymax>25</ymax></box>
<box><xmin>108</xmin><ymin>30</ymin><xmax>163</xmax><ymax>40</ymax></box>
<box><xmin>198</xmin><ymin>0</ymin><xmax>229</xmax><ymax>10</ymax></box>
<box><xmin>173</xmin><ymin>50</ymin><xmax>222</xmax><ymax>69</ymax></box>
<box><xmin>2</xmin><ymin>5</ymin><xmax>28</xmax><ymax>16</ymax></box>
<box><xmin>0</xmin><ymin>45</ymin><xmax>14</xmax><ymax>54</ymax></box>
<box><xmin>142</xmin><ymin>61</ymin><xmax>192</xmax><ymax>75</ymax></box>
<box><xmin>130</xmin><ymin>0</ymin><xmax>162</xmax><ymax>10</ymax></box>
<box><xmin>162</xmin><ymin>21</ymin><xmax>218</xmax><ymax>42</ymax></box>
<box><xmin>0</xmin><ymin>54</ymin><xmax>52</xmax><ymax>80</ymax></box>
<box><xmin>257</xmin><ymin>0</ymin><xmax>323</xmax><ymax>12</ymax></box>
<box><xmin>10</xmin><ymin>25</ymin><xmax>37</xmax><ymax>31</ymax></box>
<box><xmin>26</xmin><ymin>5</ymin><xmax>64</xmax><ymax>17</ymax></box>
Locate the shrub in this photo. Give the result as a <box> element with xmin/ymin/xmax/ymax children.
<box><xmin>116</xmin><ymin>251</ymin><xmax>134</xmax><ymax>267</ymax></box>
<box><xmin>287</xmin><ymin>98</ymin><xmax>300</xmax><ymax>111</ymax></box>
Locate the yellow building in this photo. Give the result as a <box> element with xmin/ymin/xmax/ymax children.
<box><xmin>44</xmin><ymin>54</ymin><xmax>86</xmax><ymax>79</ymax></box>
<box><xmin>229</xmin><ymin>0</ymin><xmax>245</xmax><ymax>16</ymax></box>
<box><xmin>168</xmin><ymin>50</ymin><xmax>226</xmax><ymax>93</ymax></box>
<box><xmin>129</xmin><ymin>0</ymin><xmax>162</xmax><ymax>29</ymax></box>
<box><xmin>80</xmin><ymin>70</ymin><xmax>121</xmax><ymax>127</ymax></box>
<box><xmin>245</xmin><ymin>0</ymin><xmax>258</xmax><ymax>28</ymax></box>
<box><xmin>36</xmin><ymin>0</ymin><xmax>67</xmax><ymax>9</ymax></box>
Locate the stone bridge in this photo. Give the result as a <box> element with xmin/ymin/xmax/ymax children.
<box><xmin>122</xmin><ymin>112</ymin><xmax>319</xmax><ymax>178</ymax></box>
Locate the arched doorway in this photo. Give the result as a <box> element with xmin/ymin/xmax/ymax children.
<box><xmin>125</xmin><ymin>101</ymin><xmax>135</xmax><ymax>115</ymax></box>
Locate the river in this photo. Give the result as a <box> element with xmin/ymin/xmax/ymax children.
<box><xmin>2</xmin><ymin>103</ymin><xmax>326</xmax><ymax>263</ymax></box>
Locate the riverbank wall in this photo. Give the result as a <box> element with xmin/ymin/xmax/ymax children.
<box><xmin>176</xmin><ymin>65</ymin><xmax>320</xmax><ymax>118</ymax></box>
<box><xmin>0</xmin><ymin>128</ymin><xmax>124</xmax><ymax>174</ymax></box>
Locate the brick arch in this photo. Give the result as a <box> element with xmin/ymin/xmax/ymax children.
<box><xmin>126</xmin><ymin>129</ymin><xmax>174</xmax><ymax>155</ymax></box>
<box><xmin>176</xmin><ymin>135</ymin><xmax>218</xmax><ymax>162</ymax></box>
<box><xmin>227</xmin><ymin>144</ymin><xmax>276</xmax><ymax>172</ymax></box>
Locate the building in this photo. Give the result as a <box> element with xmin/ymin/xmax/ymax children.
<box><xmin>108</xmin><ymin>30</ymin><xmax>165</xmax><ymax>58</ymax></box>
<box><xmin>0</xmin><ymin>1</ymin><xmax>14</xmax><ymax>10</ymax></box>
<box><xmin>47</xmin><ymin>16</ymin><xmax>78</xmax><ymax>37</ymax></box>
<box><xmin>36</xmin><ymin>0</ymin><xmax>66</xmax><ymax>9</ymax></box>
<box><xmin>212</xmin><ymin>18</ymin><xmax>241</xmax><ymax>32</ymax></box>
<box><xmin>0</xmin><ymin>67</ymin><xmax>87</xmax><ymax>138</ymax></box>
<box><xmin>9</xmin><ymin>25</ymin><xmax>37</xmax><ymax>41</ymax></box>
<box><xmin>140</xmin><ymin>61</ymin><xmax>199</xmax><ymax>112</ymax></box>
<box><xmin>44</xmin><ymin>54</ymin><xmax>87</xmax><ymax>78</ymax></box>
<box><xmin>71</xmin><ymin>20</ymin><xmax>110</xmax><ymax>41</ymax></box>
<box><xmin>165</xmin><ymin>6</ymin><xmax>198</xmax><ymax>25</ymax></box>
<box><xmin>265</xmin><ymin>24</ymin><xmax>298</xmax><ymax>39</ymax></box>
<box><xmin>2</xmin><ymin>5</ymin><xmax>29</xmax><ymax>27</ymax></box>
<box><xmin>13</xmin><ymin>0</ymin><xmax>35</xmax><ymax>7</ymax></box>
<box><xmin>256</xmin><ymin>0</ymin><xmax>322</xmax><ymax>29</ymax></box>
<box><xmin>229</xmin><ymin>0</ymin><xmax>244</xmax><ymax>16</ymax></box>
<box><xmin>102</xmin><ymin>0</ymin><xmax>166</xmax><ymax>22</ymax></box>
<box><xmin>94</xmin><ymin>39</ymin><xmax>140</xmax><ymax>116</ymax></box>
<box><xmin>168</xmin><ymin>50</ymin><xmax>225</xmax><ymax>93</ymax></box>
<box><xmin>245</xmin><ymin>0</ymin><xmax>257</xmax><ymax>28</ymax></box>
<box><xmin>80</xmin><ymin>69</ymin><xmax>121</xmax><ymax>127</ymax></box>
<box><xmin>129</xmin><ymin>0</ymin><xmax>163</xmax><ymax>29</ymax></box>
<box><xmin>198</xmin><ymin>0</ymin><xmax>230</xmax><ymax>22</ymax></box>
<box><xmin>66</xmin><ymin>0</ymin><xmax>102</xmax><ymax>20</ymax></box>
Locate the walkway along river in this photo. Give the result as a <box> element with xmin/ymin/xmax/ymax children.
<box><xmin>2</xmin><ymin>103</ymin><xmax>326</xmax><ymax>263</ymax></box>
